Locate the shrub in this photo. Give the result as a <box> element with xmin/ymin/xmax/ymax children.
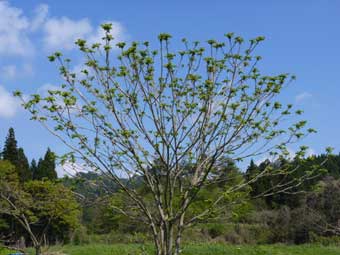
<box><xmin>310</xmin><ymin>233</ymin><xmax>340</xmax><ymax>246</ymax></box>
<box><xmin>71</xmin><ymin>225</ymin><xmax>90</xmax><ymax>245</ymax></box>
<box><xmin>207</xmin><ymin>223</ymin><xmax>226</xmax><ymax>238</ymax></box>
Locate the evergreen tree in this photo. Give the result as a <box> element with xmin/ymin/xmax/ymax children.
<box><xmin>17</xmin><ymin>148</ymin><xmax>32</xmax><ymax>182</ymax></box>
<box><xmin>245</xmin><ymin>159</ymin><xmax>260</xmax><ymax>184</ymax></box>
<box><xmin>34</xmin><ymin>148</ymin><xmax>57</xmax><ymax>180</ymax></box>
<box><xmin>33</xmin><ymin>158</ymin><xmax>43</xmax><ymax>180</ymax></box>
<box><xmin>30</xmin><ymin>159</ymin><xmax>38</xmax><ymax>178</ymax></box>
<box><xmin>2</xmin><ymin>127</ymin><xmax>18</xmax><ymax>164</ymax></box>
<box><xmin>246</xmin><ymin>159</ymin><xmax>271</xmax><ymax>199</ymax></box>
<box><xmin>214</xmin><ymin>157</ymin><xmax>241</xmax><ymax>187</ymax></box>
<box><xmin>2</xmin><ymin>128</ymin><xmax>31</xmax><ymax>182</ymax></box>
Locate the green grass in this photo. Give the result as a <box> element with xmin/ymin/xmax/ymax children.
<box><xmin>24</xmin><ymin>244</ymin><xmax>340</xmax><ymax>255</ymax></box>
<box><xmin>0</xmin><ymin>248</ymin><xmax>13</xmax><ymax>255</ymax></box>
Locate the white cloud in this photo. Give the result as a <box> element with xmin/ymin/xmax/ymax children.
<box><xmin>43</xmin><ymin>18</ymin><xmax>125</xmax><ymax>51</ymax></box>
<box><xmin>0</xmin><ymin>86</ymin><xmax>20</xmax><ymax>118</ymax></box>
<box><xmin>0</xmin><ymin>1</ymin><xmax>126</xmax><ymax>61</ymax></box>
<box><xmin>43</xmin><ymin>17</ymin><xmax>92</xmax><ymax>50</ymax></box>
<box><xmin>31</xmin><ymin>4</ymin><xmax>49</xmax><ymax>31</ymax></box>
<box><xmin>295</xmin><ymin>92</ymin><xmax>312</xmax><ymax>103</ymax></box>
<box><xmin>0</xmin><ymin>1</ymin><xmax>34</xmax><ymax>56</ymax></box>
<box><xmin>0</xmin><ymin>1</ymin><xmax>126</xmax><ymax>56</ymax></box>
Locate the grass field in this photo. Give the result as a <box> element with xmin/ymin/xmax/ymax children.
<box><xmin>21</xmin><ymin>244</ymin><xmax>340</xmax><ymax>255</ymax></box>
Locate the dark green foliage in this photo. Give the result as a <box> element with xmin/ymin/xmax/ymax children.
<box><xmin>30</xmin><ymin>159</ymin><xmax>38</xmax><ymax>177</ymax></box>
<box><xmin>17</xmin><ymin>148</ymin><xmax>32</xmax><ymax>182</ymax></box>
<box><xmin>2</xmin><ymin>128</ymin><xmax>18</xmax><ymax>164</ymax></box>
<box><xmin>207</xmin><ymin>223</ymin><xmax>226</xmax><ymax>238</ymax></box>
<box><xmin>2</xmin><ymin>128</ymin><xmax>31</xmax><ymax>182</ymax></box>
<box><xmin>1</xmin><ymin>128</ymin><xmax>57</xmax><ymax>182</ymax></box>
<box><xmin>33</xmin><ymin>148</ymin><xmax>57</xmax><ymax>180</ymax></box>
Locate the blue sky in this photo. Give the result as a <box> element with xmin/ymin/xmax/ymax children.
<box><xmin>0</xmin><ymin>0</ymin><xmax>339</xmax><ymax>174</ymax></box>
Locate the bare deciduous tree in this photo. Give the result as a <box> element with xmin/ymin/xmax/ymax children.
<box><xmin>15</xmin><ymin>24</ymin><xmax>329</xmax><ymax>255</ymax></box>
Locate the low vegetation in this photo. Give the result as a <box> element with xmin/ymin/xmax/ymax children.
<box><xmin>23</xmin><ymin>244</ymin><xmax>340</xmax><ymax>255</ymax></box>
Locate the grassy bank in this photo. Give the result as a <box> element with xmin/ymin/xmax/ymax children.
<box><xmin>24</xmin><ymin>244</ymin><xmax>340</xmax><ymax>255</ymax></box>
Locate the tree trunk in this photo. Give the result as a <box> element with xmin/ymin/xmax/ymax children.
<box><xmin>174</xmin><ymin>211</ymin><xmax>186</xmax><ymax>255</ymax></box>
<box><xmin>35</xmin><ymin>245</ymin><xmax>41</xmax><ymax>255</ymax></box>
<box><xmin>154</xmin><ymin>221</ymin><xmax>180</xmax><ymax>255</ymax></box>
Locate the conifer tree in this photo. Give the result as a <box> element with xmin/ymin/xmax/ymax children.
<box><xmin>17</xmin><ymin>148</ymin><xmax>32</xmax><ymax>182</ymax></box>
<box><xmin>246</xmin><ymin>160</ymin><xmax>259</xmax><ymax>180</ymax></box>
<box><xmin>43</xmin><ymin>148</ymin><xmax>57</xmax><ymax>180</ymax></box>
<box><xmin>2</xmin><ymin>128</ymin><xmax>31</xmax><ymax>182</ymax></box>
<box><xmin>34</xmin><ymin>158</ymin><xmax>44</xmax><ymax>180</ymax></box>
<box><xmin>34</xmin><ymin>149</ymin><xmax>57</xmax><ymax>180</ymax></box>
<box><xmin>30</xmin><ymin>159</ymin><xmax>38</xmax><ymax>178</ymax></box>
<box><xmin>2</xmin><ymin>128</ymin><xmax>18</xmax><ymax>164</ymax></box>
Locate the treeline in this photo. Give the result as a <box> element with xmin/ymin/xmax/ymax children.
<box><xmin>1</xmin><ymin>127</ymin><xmax>340</xmax><ymax>249</ymax></box>
<box><xmin>70</xmin><ymin>156</ymin><xmax>340</xmax><ymax>245</ymax></box>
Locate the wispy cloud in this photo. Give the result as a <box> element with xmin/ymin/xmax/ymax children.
<box><xmin>0</xmin><ymin>65</ymin><xmax>17</xmax><ymax>79</ymax></box>
<box><xmin>0</xmin><ymin>86</ymin><xmax>20</xmax><ymax>118</ymax></box>
<box><xmin>295</xmin><ymin>92</ymin><xmax>312</xmax><ymax>103</ymax></box>
<box><xmin>0</xmin><ymin>1</ymin><xmax>34</xmax><ymax>57</ymax></box>
<box><xmin>30</xmin><ymin>4</ymin><xmax>49</xmax><ymax>31</ymax></box>
<box><xmin>0</xmin><ymin>63</ymin><xmax>34</xmax><ymax>80</ymax></box>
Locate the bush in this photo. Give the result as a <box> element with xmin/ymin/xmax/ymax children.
<box><xmin>207</xmin><ymin>223</ymin><xmax>226</xmax><ymax>238</ymax></box>
<box><xmin>194</xmin><ymin>222</ymin><xmax>272</xmax><ymax>244</ymax></box>
<box><xmin>310</xmin><ymin>233</ymin><xmax>340</xmax><ymax>246</ymax></box>
<box><xmin>223</xmin><ymin>223</ymin><xmax>271</xmax><ymax>244</ymax></box>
